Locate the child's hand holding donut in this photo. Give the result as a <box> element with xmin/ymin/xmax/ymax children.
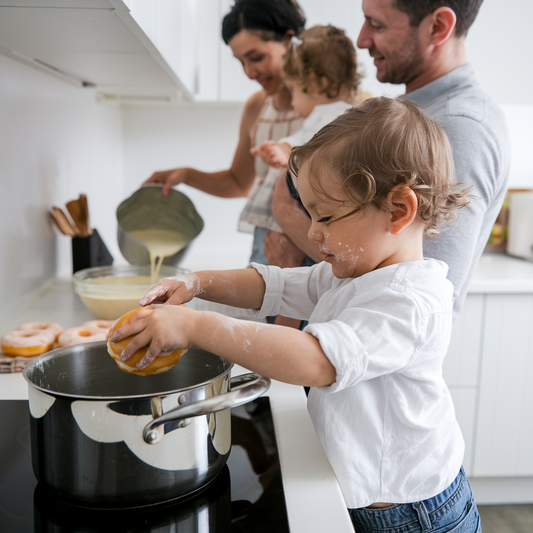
<box><xmin>139</xmin><ymin>273</ymin><xmax>202</xmax><ymax>307</ymax></box>
<box><xmin>109</xmin><ymin>305</ymin><xmax>192</xmax><ymax>372</ymax></box>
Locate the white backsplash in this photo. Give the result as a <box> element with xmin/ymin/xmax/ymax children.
<box><xmin>0</xmin><ymin>54</ymin><xmax>124</xmax><ymax>326</ymax></box>
<box><xmin>121</xmin><ymin>104</ymin><xmax>254</xmax><ymax>274</ymax></box>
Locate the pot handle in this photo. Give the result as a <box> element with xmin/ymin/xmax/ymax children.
<box><xmin>143</xmin><ymin>373</ymin><xmax>271</xmax><ymax>444</ymax></box>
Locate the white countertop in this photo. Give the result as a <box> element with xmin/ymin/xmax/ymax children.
<box><xmin>468</xmin><ymin>252</ymin><xmax>533</xmax><ymax>293</ymax></box>
<box><xmin>0</xmin><ymin>281</ymin><xmax>354</xmax><ymax>533</ymax></box>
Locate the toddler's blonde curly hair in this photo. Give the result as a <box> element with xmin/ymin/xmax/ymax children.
<box><xmin>282</xmin><ymin>24</ymin><xmax>360</xmax><ymax>99</ymax></box>
<box><xmin>288</xmin><ymin>97</ymin><xmax>471</xmax><ymax>238</ymax></box>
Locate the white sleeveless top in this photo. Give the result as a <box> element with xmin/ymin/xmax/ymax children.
<box><xmin>239</xmin><ymin>95</ymin><xmax>303</xmax><ymax>233</ymax></box>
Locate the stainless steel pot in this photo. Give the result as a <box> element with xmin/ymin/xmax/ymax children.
<box><xmin>22</xmin><ymin>341</ymin><xmax>270</xmax><ymax>508</ymax></box>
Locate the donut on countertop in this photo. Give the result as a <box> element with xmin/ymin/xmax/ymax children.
<box><xmin>80</xmin><ymin>320</ymin><xmax>114</xmax><ymax>338</ymax></box>
<box><xmin>80</xmin><ymin>320</ymin><xmax>115</xmax><ymax>331</ymax></box>
<box><xmin>1</xmin><ymin>328</ymin><xmax>56</xmax><ymax>357</ymax></box>
<box><xmin>18</xmin><ymin>321</ymin><xmax>63</xmax><ymax>340</ymax></box>
<box><xmin>58</xmin><ymin>326</ymin><xmax>109</xmax><ymax>348</ymax></box>
<box><xmin>107</xmin><ymin>307</ymin><xmax>187</xmax><ymax>376</ymax></box>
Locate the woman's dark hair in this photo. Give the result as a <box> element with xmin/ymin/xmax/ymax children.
<box><xmin>222</xmin><ymin>0</ymin><xmax>306</xmax><ymax>44</ymax></box>
<box><xmin>393</xmin><ymin>0</ymin><xmax>484</xmax><ymax>37</ymax></box>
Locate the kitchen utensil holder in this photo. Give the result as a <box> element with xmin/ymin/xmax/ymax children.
<box><xmin>72</xmin><ymin>229</ymin><xmax>113</xmax><ymax>273</ymax></box>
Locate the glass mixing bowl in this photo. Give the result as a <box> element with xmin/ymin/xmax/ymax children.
<box><xmin>72</xmin><ymin>265</ymin><xmax>189</xmax><ymax>320</ymax></box>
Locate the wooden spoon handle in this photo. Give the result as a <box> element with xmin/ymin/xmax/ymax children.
<box><xmin>66</xmin><ymin>199</ymin><xmax>86</xmax><ymax>237</ymax></box>
<box><xmin>79</xmin><ymin>194</ymin><xmax>93</xmax><ymax>236</ymax></box>
<box><xmin>51</xmin><ymin>206</ymin><xmax>77</xmax><ymax>237</ymax></box>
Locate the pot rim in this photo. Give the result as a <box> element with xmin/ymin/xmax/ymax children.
<box><xmin>22</xmin><ymin>341</ymin><xmax>234</xmax><ymax>401</ymax></box>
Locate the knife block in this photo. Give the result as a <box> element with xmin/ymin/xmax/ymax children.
<box><xmin>72</xmin><ymin>228</ymin><xmax>113</xmax><ymax>273</ymax></box>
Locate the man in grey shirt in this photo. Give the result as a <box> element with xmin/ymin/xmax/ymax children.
<box><xmin>270</xmin><ymin>0</ymin><xmax>510</xmax><ymax>320</ymax></box>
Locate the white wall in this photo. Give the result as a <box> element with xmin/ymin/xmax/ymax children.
<box><xmin>121</xmin><ymin>105</ymin><xmax>253</xmax><ymax>272</ymax></box>
<box><xmin>0</xmin><ymin>54</ymin><xmax>123</xmax><ymax>325</ymax></box>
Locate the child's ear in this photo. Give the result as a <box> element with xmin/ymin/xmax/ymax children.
<box><xmin>385</xmin><ymin>185</ymin><xmax>418</xmax><ymax>235</ymax></box>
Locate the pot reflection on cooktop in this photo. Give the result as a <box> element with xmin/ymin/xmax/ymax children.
<box><xmin>0</xmin><ymin>397</ymin><xmax>290</xmax><ymax>532</ymax></box>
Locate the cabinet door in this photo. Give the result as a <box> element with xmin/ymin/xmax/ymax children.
<box><xmin>443</xmin><ymin>294</ymin><xmax>484</xmax><ymax>387</ymax></box>
<box><xmin>218</xmin><ymin>0</ymin><xmax>258</xmax><ymax>102</ymax></box>
<box><xmin>126</xmin><ymin>0</ymin><xmax>197</xmax><ymax>97</ymax></box>
<box><xmin>444</xmin><ymin>294</ymin><xmax>485</xmax><ymax>477</ymax></box>
<box><xmin>473</xmin><ymin>294</ymin><xmax>533</xmax><ymax>477</ymax></box>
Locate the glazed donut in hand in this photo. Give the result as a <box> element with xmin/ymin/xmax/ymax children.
<box><xmin>1</xmin><ymin>328</ymin><xmax>55</xmax><ymax>357</ymax></box>
<box><xmin>107</xmin><ymin>307</ymin><xmax>187</xmax><ymax>376</ymax></box>
<box><xmin>58</xmin><ymin>326</ymin><xmax>109</xmax><ymax>348</ymax></box>
<box><xmin>18</xmin><ymin>321</ymin><xmax>63</xmax><ymax>341</ymax></box>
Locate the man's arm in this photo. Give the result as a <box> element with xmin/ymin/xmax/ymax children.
<box><xmin>270</xmin><ymin>171</ymin><xmax>323</xmax><ymax>262</ymax></box>
<box><xmin>423</xmin><ymin>113</ymin><xmax>509</xmax><ymax>318</ymax></box>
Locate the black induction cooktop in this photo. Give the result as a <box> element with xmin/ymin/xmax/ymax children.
<box><xmin>0</xmin><ymin>397</ymin><xmax>290</xmax><ymax>532</ymax></box>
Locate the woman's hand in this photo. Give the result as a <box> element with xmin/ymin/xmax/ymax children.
<box><xmin>111</xmin><ymin>305</ymin><xmax>193</xmax><ymax>369</ymax></box>
<box><xmin>140</xmin><ymin>274</ymin><xmax>201</xmax><ymax>307</ymax></box>
<box><xmin>271</xmin><ymin>174</ymin><xmax>323</xmax><ymax>263</ymax></box>
<box><xmin>250</xmin><ymin>142</ymin><xmax>290</xmax><ymax>169</ymax></box>
<box><xmin>143</xmin><ymin>168</ymin><xmax>190</xmax><ymax>196</ymax></box>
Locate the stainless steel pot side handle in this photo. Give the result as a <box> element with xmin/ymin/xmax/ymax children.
<box><xmin>143</xmin><ymin>373</ymin><xmax>271</xmax><ymax>444</ymax></box>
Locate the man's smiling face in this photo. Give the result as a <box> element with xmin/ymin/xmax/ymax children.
<box><xmin>357</xmin><ymin>0</ymin><xmax>427</xmax><ymax>87</ymax></box>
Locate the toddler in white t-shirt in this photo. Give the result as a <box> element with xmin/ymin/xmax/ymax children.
<box><xmin>111</xmin><ymin>97</ymin><xmax>481</xmax><ymax>533</ymax></box>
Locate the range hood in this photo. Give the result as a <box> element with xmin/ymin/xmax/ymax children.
<box><xmin>0</xmin><ymin>0</ymin><xmax>194</xmax><ymax>103</ymax></box>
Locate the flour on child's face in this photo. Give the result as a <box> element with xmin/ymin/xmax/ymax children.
<box><xmin>298</xmin><ymin>166</ymin><xmax>393</xmax><ymax>279</ymax></box>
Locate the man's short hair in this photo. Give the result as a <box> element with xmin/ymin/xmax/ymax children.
<box><xmin>393</xmin><ymin>0</ymin><xmax>484</xmax><ymax>37</ymax></box>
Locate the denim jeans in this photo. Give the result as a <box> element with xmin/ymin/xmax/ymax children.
<box><xmin>348</xmin><ymin>468</ymin><xmax>481</xmax><ymax>532</ymax></box>
<box><xmin>250</xmin><ymin>227</ymin><xmax>270</xmax><ymax>266</ymax></box>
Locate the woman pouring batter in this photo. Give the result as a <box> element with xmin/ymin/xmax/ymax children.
<box><xmin>143</xmin><ymin>0</ymin><xmax>307</xmax><ymax>269</ymax></box>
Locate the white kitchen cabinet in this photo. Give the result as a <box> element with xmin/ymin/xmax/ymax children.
<box><xmin>443</xmin><ymin>254</ymin><xmax>533</xmax><ymax>502</ymax></box>
<box><xmin>0</xmin><ymin>0</ymin><xmax>382</xmax><ymax>104</ymax></box>
<box><xmin>197</xmin><ymin>0</ymin><xmax>371</xmax><ymax>103</ymax></box>
<box><xmin>0</xmin><ymin>0</ymin><xmax>193</xmax><ymax>102</ymax></box>
<box><xmin>124</xmin><ymin>0</ymin><xmax>197</xmax><ymax>97</ymax></box>
<box><xmin>474</xmin><ymin>294</ymin><xmax>533</xmax><ymax>477</ymax></box>
<box><xmin>444</xmin><ymin>294</ymin><xmax>485</xmax><ymax>387</ymax></box>
<box><xmin>444</xmin><ymin>294</ymin><xmax>484</xmax><ymax>476</ymax></box>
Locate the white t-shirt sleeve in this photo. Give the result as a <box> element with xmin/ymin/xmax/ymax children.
<box><xmin>248</xmin><ymin>262</ymin><xmax>328</xmax><ymax>320</ymax></box>
<box><xmin>305</xmin><ymin>287</ymin><xmax>437</xmax><ymax>393</ymax></box>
